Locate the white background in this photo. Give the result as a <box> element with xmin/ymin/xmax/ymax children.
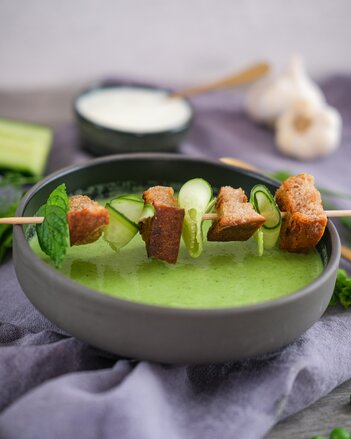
<box><xmin>0</xmin><ymin>0</ymin><xmax>350</xmax><ymax>89</ymax></box>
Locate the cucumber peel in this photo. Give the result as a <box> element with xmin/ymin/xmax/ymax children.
<box><xmin>250</xmin><ymin>184</ymin><xmax>281</xmax><ymax>254</ymax></box>
<box><xmin>178</xmin><ymin>178</ymin><xmax>213</xmax><ymax>258</ymax></box>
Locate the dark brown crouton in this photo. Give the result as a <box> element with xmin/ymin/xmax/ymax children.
<box><xmin>67</xmin><ymin>195</ymin><xmax>109</xmax><ymax>246</ymax></box>
<box><xmin>207</xmin><ymin>186</ymin><xmax>265</xmax><ymax>241</ymax></box>
<box><xmin>275</xmin><ymin>173</ymin><xmax>327</xmax><ymax>253</ymax></box>
<box><xmin>139</xmin><ymin>186</ymin><xmax>184</xmax><ymax>264</ymax></box>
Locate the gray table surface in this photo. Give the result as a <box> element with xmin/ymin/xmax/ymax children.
<box><xmin>1</xmin><ymin>87</ymin><xmax>351</xmax><ymax>439</ymax></box>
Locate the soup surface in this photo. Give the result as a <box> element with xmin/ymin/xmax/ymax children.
<box><xmin>31</xmin><ymin>217</ymin><xmax>323</xmax><ymax>308</ymax></box>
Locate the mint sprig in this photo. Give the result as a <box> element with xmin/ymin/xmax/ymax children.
<box><xmin>36</xmin><ymin>184</ymin><xmax>69</xmax><ymax>268</ymax></box>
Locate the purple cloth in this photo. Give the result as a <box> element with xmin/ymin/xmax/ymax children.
<box><xmin>0</xmin><ymin>77</ymin><xmax>351</xmax><ymax>439</ymax></box>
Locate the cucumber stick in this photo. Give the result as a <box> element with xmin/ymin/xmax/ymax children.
<box><xmin>178</xmin><ymin>178</ymin><xmax>213</xmax><ymax>258</ymax></box>
<box><xmin>104</xmin><ymin>205</ymin><xmax>139</xmax><ymax>252</ymax></box>
<box><xmin>0</xmin><ymin>118</ymin><xmax>52</xmax><ymax>177</ymax></box>
<box><xmin>250</xmin><ymin>184</ymin><xmax>281</xmax><ymax>253</ymax></box>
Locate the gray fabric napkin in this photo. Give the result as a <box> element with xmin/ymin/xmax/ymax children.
<box><xmin>0</xmin><ymin>76</ymin><xmax>351</xmax><ymax>439</ymax></box>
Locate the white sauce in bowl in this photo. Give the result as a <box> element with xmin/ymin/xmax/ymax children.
<box><xmin>76</xmin><ymin>87</ymin><xmax>192</xmax><ymax>134</ymax></box>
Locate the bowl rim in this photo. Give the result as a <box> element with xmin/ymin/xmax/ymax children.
<box><xmin>73</xmin><ymin>82</ymin><xmax>194</xmax><ymax>138</ymax></box>
<box><xmin>14</xmin><ymin>153</ymin><xmax>341</xmax><ymax>317</ymax></box>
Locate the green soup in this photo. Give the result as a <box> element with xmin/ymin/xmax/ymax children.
<box><xmin>31</xmin><ymin>221</ymin><xmax>323</xmax><ymax>308</ymax></box>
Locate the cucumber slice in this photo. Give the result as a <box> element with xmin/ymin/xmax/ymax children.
<box><xmin>178</xmin><ymin>178</ymin><xmax>213</xmax><ymax>258</ymax></box>
<box><xmin>110</xmin><ymin>195</ymin><xmax>144</xmax><ymax>223</ymax></box>
<box><xmin>0</xmin><ymin>118</ymin><xmax>52</xmax><ymax>177</ymax></box>
<box><xmin>250</xmin><ymin>184</ymin><xmax>281</xmax><ymax>252</ymax></box>
<box><xmin>250</xmin><ymin>185</ymin><xmax>281</xmax><ymax>230</ymax></box>
<box><xmin>104</xmin><ymin>204</ymin><xmax>138</xmax><ymax>252</ymax></box>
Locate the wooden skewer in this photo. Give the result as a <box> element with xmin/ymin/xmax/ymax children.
<box><xmin>0</xmin><ymin>217</ymin><xmax>45</xmax><ymax>224</ymax></box>
<box><xmin>2</xmin><ymin>210</ymin><xmax>351</xmax><ymax>225</ymax></box>
<box><xmin>3</xmin><ymin>213</ymin><xmax>351</xmax><ymax>263</ymax></box>
<box><xmin>202</xmin><ymin>210</ymin><xmax>351</xmax><ymax>221</ymax></box>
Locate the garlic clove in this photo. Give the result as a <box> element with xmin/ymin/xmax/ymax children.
<box><xmin>245</xmin><ymin>55</ymin><xmax>325</xmax><ymax>126</ymax></box>
<box><xmin>275</xmin><ymin>100</ymin><xmax>342</xmax><ymax>160</ymax></box>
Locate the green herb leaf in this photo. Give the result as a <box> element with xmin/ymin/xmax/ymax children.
<box><xmin>36</xmin><ymin>184</ymin><xmax>69</xmax><ymax>268</ymax></box>
<box><xmin>330</xmin><ymin>427</ymin><xmax>351</xmax><ymax>439</ymax></box>
<box><xmin>330</xmin><ymin>269</ymin><xmax>351</xmax><ymax>309</ymax></box>
<box><xmin>0</xmin><ymin>172</ymin><xmax>38</xmax><ymax>187</ymax></box>
<box><xmin>0</xmin><ymin>172</ymin><xmax>29</xmax><ymax>263</ymax></box>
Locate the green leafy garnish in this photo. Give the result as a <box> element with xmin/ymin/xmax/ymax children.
<box><xmin>329</xmin><ymin>427</ymin><xmax>351</xmax><ymax>439</ymax></box>
<box><xmin>36</xmin><ymin>184</ymin><xmax>69</xmax><ymax>268</ymax></box>
<box><xmin>0</xmin><ymin>172</ymin><xmax>36</xmax><ymax>264</ymax></box>
<box><xmin>310</xmin><ymin>427</ymin><xmax>351</xmax><ymax>439</ymax></box>
<box><xmin>330</xmin><ymin>269</ymin><xmax>351</xmax><ymax>309</ymax></box>
<box><xmin>269</xmin><ymin>170</ymin><xmax>293</xmax><ymax>183</ymax></box>
<box><xmin>0</xmin><ymin>172</ymin><xmax>38</xmax><ymax>187</ymax></box>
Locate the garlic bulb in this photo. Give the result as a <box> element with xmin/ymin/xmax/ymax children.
<box><xmin>245</xmin><ymin>55</ymin><xmax>325</xmax><ymax>125</ymax></box>
<box><xmin>275</xmin><ymin>100</ymin><xmax>342</xmax><ymax>160</ymax></box>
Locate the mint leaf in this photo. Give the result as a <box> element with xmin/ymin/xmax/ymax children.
<box><xmin>36</xmin><ymin>184</ymin><xmax>69</xmax><ymax>268</ymax></box>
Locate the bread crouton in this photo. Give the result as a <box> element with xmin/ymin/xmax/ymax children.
<box><xmin>139</xmin><ymin>186</ymin><xmax>184</xmax><ymax>264</ymax></box>
<box><xmin>207</xmin><ymin>186</ymin><xmax>265</xmax><ymax>241</ymax></box>
<box><xmin>67</xmin><ymin>195</ymin><xmax>109</xmax><ymax>246</ymax></box>
<box><xmin>275</xmin><ymin>174</ymin><xmax>327</xmax><ymax>252</ymax></box>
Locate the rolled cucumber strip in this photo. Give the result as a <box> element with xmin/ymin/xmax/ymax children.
<box><xmin>139</xmin><ymin>204</ymin><xmax>155</xmax><ymax>221</ymax></box>
<box><xmin>0</xmin><ymin>118</ymin><xmax>52</xmax><ymax>177</ymax></box>
<box><xmin>250</xmin><ymin>184</ymin><xmax>281</xmax><ymax>252</ymax></box>
<box><xmin>110</xmin><ymin>195</ymin><xmax>144</xmax><ymax>223</ymax></box>
<box><xmin>104</xmin><ymin>204</ymin><xmax>139</xmax><ymax>252</ymax></box>
<box><xmin>178</xmin><ymin>178</ymin><xmax>213</xmax><ymax>258</ymax></box>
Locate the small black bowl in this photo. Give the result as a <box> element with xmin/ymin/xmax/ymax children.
<box><xmin>74</xmin><ymin>82</ymin><xmax>194</xmax><ymax>155</ymax></box>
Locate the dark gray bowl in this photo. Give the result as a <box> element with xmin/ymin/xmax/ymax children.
<box><xmin>13</xmin><ymin>154</ymin><xmax>340</xmax><ymax>364</ymax></box>
<box><xmin>74</xmin><ymin>82</ymin><xmax>194</xmax><ymax>155</ymax></box>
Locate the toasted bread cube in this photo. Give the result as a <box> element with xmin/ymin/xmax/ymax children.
<box><xmin>207</xmin><ymin>186</ymin><xmax>265</xmax><ymax>241</ymax></box>
<box><xmin>139</xmin><ymin>186</ymin><xmax>184</xmax><ymax>264</ymax></box>
<box><xmin>67</xmin><ymin>195</ymin><xmax>109</xmax><ymax>246</ymax></box>
<box><xmin>275</xmin><ymin>174</ymin><xmax>327</xmax><ymax>253</ymax></box>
